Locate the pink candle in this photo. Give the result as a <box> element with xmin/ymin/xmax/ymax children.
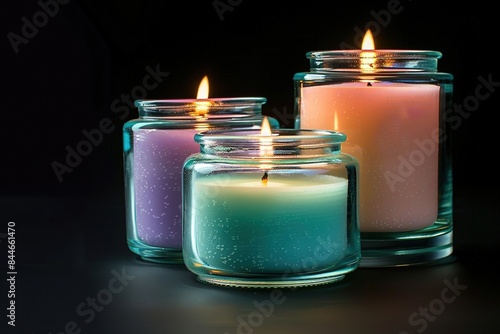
<box><xmin>295</xmin><ymin>29</ymin><xmax>454</xmax><ymax>266</ymax></box>
<box><xmin>300</xmin><ymin>82</ymin><xmax>440</xmax><ymax>232</ymax></box>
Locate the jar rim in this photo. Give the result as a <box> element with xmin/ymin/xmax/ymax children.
<box><xmin>306</xmin><ymin>50</ymin><xmax>442</xmax><ymax>60</ymax></box>
<box><xmin>134</xmin><ymin>97</ymin><xmax>267</xmax><ymax>118</ymax></box>
<box><xmin>135</xmin><ymin>97</ymin><xmax>267</xmax><ymax>109</ymax></box>
<box><xmin>195</xmin><ymin>129</ymin><xmax>347</xmax><ymax>144</ymax></box>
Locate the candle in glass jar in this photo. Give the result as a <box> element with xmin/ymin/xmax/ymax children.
<box><xmin>124</xmin><ymin>75</ymin><xmax>276</xmax><ymax>263</ymax></box>
<box><xmin>131</xmin><ymin>76</ymin><xmax>210</xmax><ymax>249</ymax></box>
<box><xmin>295</xmin><ymin>29</ymin><xmax>454</xmax><ymax>267</ymax></box>
<box><xmin>182</xmin><ymin>124</ymin><xmax>360</xmax><ymax>287</ymax></box>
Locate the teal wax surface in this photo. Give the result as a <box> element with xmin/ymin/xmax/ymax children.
<box><xmin>190</xmin><ymin>173</ymin><xmax>348</xmax><ymax>274</ymax></box>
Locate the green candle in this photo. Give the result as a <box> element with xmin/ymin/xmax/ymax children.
<box><xmin>188</xmin><ymin>173</ymin><xmax>348</xmax><ymax>274</ymax></box>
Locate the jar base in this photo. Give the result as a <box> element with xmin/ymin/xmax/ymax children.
<box><xmin>127</xmin><ymin>240</ymin><xmax>183</xmax><ymax>264</ymax></box>
<box><xmin>359</xmin><ymin>225</ymin><xmax>453</xmax><ymax>267</ymax></box>
<box><xmin>196</xmin><ymin>274</ymin><xmax>346</xmax><ymax>289</ymax></box>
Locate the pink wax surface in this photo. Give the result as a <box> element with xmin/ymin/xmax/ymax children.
<box><xmin>133</xmin><ymin>128</ymin><xmax>199</xmax><ymax>247</ymax></box>
<box><xmin>301</xmin><ymin>82</ymin><xmax>440</xmax><ymax>232</ymax></box>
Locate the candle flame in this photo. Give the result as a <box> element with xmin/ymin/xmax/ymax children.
<box><xmin>260</xmin><ymin>116</ymin><xmax>273</xmax><ymax>156</ymax></box>
<box><xmin>260</xmin><ymin>116</ymin><xmax>272</xmax><ymax>136</ymax></box>
<box><xmin>197</xmin><ymin>75</ymin><xmax>209</xmax><ymax>99</ymax></box>
<box><xmin>361</xmin><ymin>29</ymin><xmax>375</xmax><ymax>50</ymax></box>
<box><xmin>259</xmin><ymin>116</ymin><xmax>273</xmax><ymax>174</ymax></box>
<box><xmin>195</xmin><ymin>75</ymin><xmax>210</xmax><ymax>116</ymax></box>
<box><xmin>334</xmin><ymin>111</ymin><xmax>339</xmax><ymax>130</ymax></box>
<box><xmin>360</xmin><ymin>29</ymin><xmax>376</xmax><ymax>72</ymax></box>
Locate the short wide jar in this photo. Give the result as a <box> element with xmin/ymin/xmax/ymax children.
<box><xmin>182</xmin><ymin>127</ymin><xmax>360</xmax><ymax>288</ymax></box>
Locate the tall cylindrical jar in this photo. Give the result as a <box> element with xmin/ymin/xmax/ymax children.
<box><xmin>182</xmin><ymin>127</ymin><xmax>360</xmax><ymax>288</ymax></box>
<box><xmin>294</xmin><ymin>50</ymin><xmax>453</xmax><ymax>267</ymax></box>
<box><xmin>123</xmin><ymin>98</ymin><xmax>278</xmax><ymax>263</ymax></box>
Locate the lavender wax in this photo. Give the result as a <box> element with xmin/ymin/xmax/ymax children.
<box><xmin>134</xmin><ymin>128</ymin><xmax>198</xmax><ymax>248</ymax></box>
<box><xmin>123</xmin><ymin>97</ymin><xmax>276</xmax><ymax>263</ymax></box>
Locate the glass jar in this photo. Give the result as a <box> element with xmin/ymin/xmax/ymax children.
<box><xmin>182</xmin><ymin>127</ymin><xmax>360</xmax><ymax>288</ymax></box>
<box><xmin>294</xmin><ymin>50</ymin><xmax>454</xmax><ymax>267</ymax></box>
<box><xmin>123</xmin><ymin>98</ymin><xmax>279</xmax><ymax>264</ymax></box>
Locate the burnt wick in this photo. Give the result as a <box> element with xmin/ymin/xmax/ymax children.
<box><xmin>367</xmin><ymin>82</ymin><xmax>372</xmax><ymax>87</ymax></box>
<box><xmin>261</xmin><ymin>171</ymin><xmax>268</xmax><ymax>185</ymax></box>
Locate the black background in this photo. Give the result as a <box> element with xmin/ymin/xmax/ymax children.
<box><xmin>2</xmin><ymin>1</ymin><xmax>499</xmax><ymax>334</ymax></box>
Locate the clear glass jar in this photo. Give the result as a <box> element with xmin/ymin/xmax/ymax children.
<box><xmin>294</xmin><ymin>50</ymin><xmax>453</xmax><ymax>267</ymax></box>
<box><xmin>123</xmin><ymin>98</ymin><xmax>279</xmax><ymax>263</ymax></box>
<box><xmin>182</xmin><ymin>128</ymin><xmax>360</xmax><ymax>288</ymax></box>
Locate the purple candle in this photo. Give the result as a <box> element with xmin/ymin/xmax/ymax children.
<box><xmin>134</xmin><ymin>128</ymin><xmax>199</xmax><ymax>248</ymax></box>
<box><xmin>123</xmin><ymin>75</ymin><xmax>274</xmax><ymax>263</ymax></box>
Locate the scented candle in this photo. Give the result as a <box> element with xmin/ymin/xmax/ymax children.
<box><xmin>124</xmin><ymin>94</ymin><xmax>277</xmax><ymax>263</ymax></box>
<box><xmin>294</xmin><ymin>31</ymin><xmax>454</xmax><ymax>267</ymax></box>
<box><xmin>182</xmin><ymin>121</ymin><xmax>360</xmax><ymax>288</ymax></box>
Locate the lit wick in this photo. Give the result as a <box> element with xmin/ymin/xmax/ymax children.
<box><xmin>261</xmin><ymin>171</ymin><xmax>268</xmax><ymax>186</ymax></box>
